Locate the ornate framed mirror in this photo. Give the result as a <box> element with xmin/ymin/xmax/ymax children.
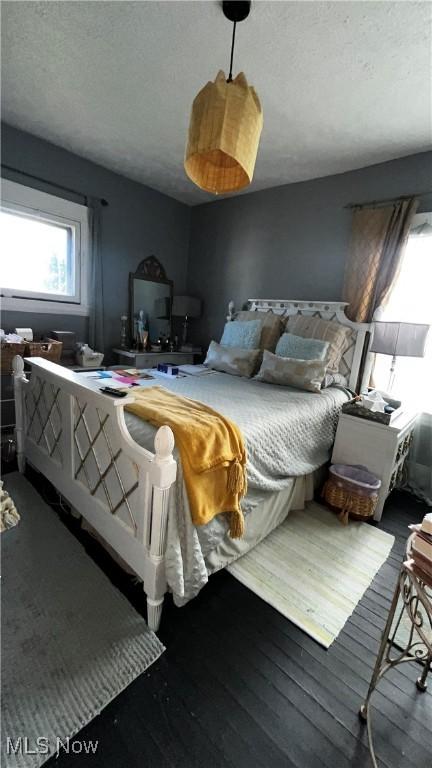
<box><xmin>129</xmin><ymin>256</ymin><xmax>173</xmax><ymax>348</ymax></box>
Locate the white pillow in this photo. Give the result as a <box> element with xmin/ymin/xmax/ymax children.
<box><xmin>255</xmin><ymin>350</ymin><xmax>327</xmax><ymax>392</ymax></box>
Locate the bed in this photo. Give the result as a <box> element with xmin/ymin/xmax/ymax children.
<box><xmin>12</xmin><ymin>299</ymin><xmax>370</xmax><ymax>631</ymax></box>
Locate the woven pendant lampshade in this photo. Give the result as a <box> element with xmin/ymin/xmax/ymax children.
<box><xmin>185</xmin><ymin>70</ymin><xmax>263</xmax><ymax>194</ymax></box>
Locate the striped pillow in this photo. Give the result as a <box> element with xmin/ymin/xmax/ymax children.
<box><xmin>286</xmin><ymin>315</ymin><xmax>352</xmax><ymax>373</ymax></box>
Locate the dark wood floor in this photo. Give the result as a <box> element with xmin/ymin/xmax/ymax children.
<box><xmin>20</xmin><ymin>468</ymin><xmax>432</xmax><ymax>767</ymax></box>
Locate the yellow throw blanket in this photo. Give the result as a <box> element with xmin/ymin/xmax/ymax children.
<box><xmin>124</xmin><ymin>387</ymin><xmax>247</xmax><ymax>538</ymax></box>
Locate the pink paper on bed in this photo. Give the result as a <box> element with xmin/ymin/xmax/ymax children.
<box><xmin>113</xmin><ymin>375</ymin><xmax>137</xmax><ymax>384</ymax></box>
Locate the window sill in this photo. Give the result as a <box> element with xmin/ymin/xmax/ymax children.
<box><xmin>1</xmin><ymin>297</ymin><xmax>90</xmax><ymax>316</ymax></box>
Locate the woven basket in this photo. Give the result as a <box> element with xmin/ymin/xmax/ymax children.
<box><xmin>24</xmin><ymin>339</ymin><xmax>63</xmax><ymax>363</ymax></box>
<box><xmin>322</xmin><ymin>477</ymin><xmax>378</xmax><ymax>525</ymax></box>
<box><xmin>1</xmin><ymin>343</ymin><xmax>26</xmax><ymax>374</ymax></box>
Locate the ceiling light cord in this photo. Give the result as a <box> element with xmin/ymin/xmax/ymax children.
<box><xmin>227</xmin><ymin>21</ymin><xmax>237</xmax><ymax>82</ymax></box>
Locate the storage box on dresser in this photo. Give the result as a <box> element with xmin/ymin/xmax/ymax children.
<box><xmin>331</xmin><ymin>409</ymin><xmax>418</xmax><ymax>522</ymax></box>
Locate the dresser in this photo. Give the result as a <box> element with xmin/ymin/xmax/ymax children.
<box><xmin>331</xmin><ymin>410</ymin><xmax>418</xmax><ymax>521</ymax></box>
<box><xmin>112</xmin><ymin>348</ymin><xmax>199</xmax><ymax>368</ymax></box>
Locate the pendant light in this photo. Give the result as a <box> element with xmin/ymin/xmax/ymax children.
<box><xmin>184</xmin><ymin>1</ymin><xmax>263</xmax><ymax>195</ymax></box>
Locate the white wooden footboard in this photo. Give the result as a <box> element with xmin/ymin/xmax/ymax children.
<box><xmin>13</xmin><ymin>356</ymin><xmax>177</xmax><ymax>632</ymax></box>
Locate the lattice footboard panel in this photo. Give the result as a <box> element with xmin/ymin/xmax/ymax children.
<box><xmin>24</xmin><ymin>375</ymin><xmax>63</xmax><ymax>466</ymax></box>
<box><xmin>73</xmin><ymin>396</ymin><xmax>142</xmax><ymax>536</ymax></box>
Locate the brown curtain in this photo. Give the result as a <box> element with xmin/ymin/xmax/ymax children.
<box><xmin>343</xmin><ymin>197</ymin><xmax>418</xmax><ymax>323</ymax></box>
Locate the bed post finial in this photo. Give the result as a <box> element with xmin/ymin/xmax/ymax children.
<box><xmin>227</xmin><ymin>300</ymin><xmax>235</xmax><ymax>322</ymax></box>
<box><xmin>154</xmin><ymin>425</ymin><xmax>175</xmax><ymax>462</ymax></box>
<box><xmin>12</xmin><ymin>355</ymin><xmax>25</xmax><ymax>377</ymax></box>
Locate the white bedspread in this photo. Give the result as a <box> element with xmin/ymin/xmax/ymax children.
<box><xmin>124</xmin><ymin>372</ymin><xmax>349</xmax><ymax>603</ymax></box>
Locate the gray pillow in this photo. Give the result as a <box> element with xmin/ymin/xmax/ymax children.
<box><xmin>255</xmin><ymin>350</ymin><xmax>326</xmax><ymax>392</ymax></box>
<box><xmin>205</xmin><ymin>341</ymin><xmax>261</xmax><ymax>378</ymax></box>
<box><xmin>275</xmin><ymin>332</ymin><xmax>329</xmax><ymax>361</ymax></box>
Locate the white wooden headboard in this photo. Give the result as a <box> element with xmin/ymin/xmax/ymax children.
<box><xmin>227</xmin><ymin>299</ymin><xmax>371</xmax><ymax>392</ymax></box>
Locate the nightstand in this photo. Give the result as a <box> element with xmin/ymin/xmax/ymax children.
<box><xmin>331</xmin><ymin>409</ymin><xmax>418</xmax><ymax>522</ymax></box>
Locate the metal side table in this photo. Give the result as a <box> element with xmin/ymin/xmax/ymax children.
<box><xmin>359</xmin><ymin>534</ymin><xmax>432</xmax><ymax>768</ymax></box>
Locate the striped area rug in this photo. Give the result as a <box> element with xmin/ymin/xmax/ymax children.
<box><xmin>228</xmin><ymin>501</ymin><xmax>395</xmax><ymax>648</ymax></box>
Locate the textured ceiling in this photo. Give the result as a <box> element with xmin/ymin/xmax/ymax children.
<box><xmin>2</xmin><ymin>1</ymin><xmax>431</xmax><ymax>206</ymax></box>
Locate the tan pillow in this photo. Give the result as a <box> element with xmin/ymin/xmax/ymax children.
<box><xmin>236</xmin><ymin>310</ymin><xmax>284</xmax><ymax>352</ymax></box>
<box><xmin>285</xmin><ymin>315</ymin><xmax>352</xmax><ymax>372</ymax></box>
<box><xmin>205</xmin><ymin>341</ymin><xmax>261</xmax><ymax>378</ymax></box>
<box><xmin>255</xmin><ymin>350</ymin><xmax>326</xmax><ymax>392</ymax></box>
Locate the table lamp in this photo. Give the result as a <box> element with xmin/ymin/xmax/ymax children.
<box><xmin>370</xmin><ymin>321</ymin><xmax>429</xmax><ymax>391</ymax></box>
<box><xmin>172</xmin><ymin>296</ymin><xmax>201</xmax><ymax>346</ymax></box>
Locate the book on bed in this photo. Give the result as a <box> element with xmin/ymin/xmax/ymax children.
<box><xmin>178</xmin><ymin>364</ymin><xmax>214</xmax><ymax>376</ymax></box>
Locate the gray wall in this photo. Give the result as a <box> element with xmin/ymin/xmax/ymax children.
<box><xmin>187</xmin><ymin>152</ymin><xmax>432</xmax><ymax>347</ymax></box>
<box><xmin>1</xmin><ymin>124</ymin><xmax>190</xmax><ymax>361</ymax></box>
<box><xmin>2</xmin><ymin>123</ymin><xmax>431</xmax><ymax>358</ymax></box>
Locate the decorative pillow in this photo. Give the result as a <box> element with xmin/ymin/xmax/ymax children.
<box><xmin>285</xmin><ymin>315</ymin><xmax>352</xmax><ymax>372</ymax></box>
<box><xmin>275</xmin><ymin>332</ymin><xmax>329</xmax><ymax>361</ymax></box>
<box><xmin>255</xmin><ymin>350</ymin><xmax>326</xmax><ymax>392</ymax></box>
<box><xmin>220</xmin><ymin>319</ymin><xmax>263</xmax><ymax>349</ymax></box>
<box><xmin>205</xmin><ymin>341</ymin><xmax>261</xmax><ymax>378</ymax></box>
<box><xmin>236</xmin><ymin>310</ymin><xmax>284</xmax><ymax>352</ymax></box>
<box><xmin>322</xmin><ymin>371</ymin><xmax>348</xmax><ymax>389</ymax></box>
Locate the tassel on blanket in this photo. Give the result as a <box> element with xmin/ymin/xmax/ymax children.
<box><xmin>229</xmin><ymin>509</ymin><xmax>245</xmax><ymax>539</ymax></box>
<box><xmin>227</xmin><ymin>459</ymin><xmax>246</xmax><ymax>538</ymax></box>
<box><xmin>228</xmin><ymin>458</ymin><xmax>247</xmax><ymax>495</ymax></box>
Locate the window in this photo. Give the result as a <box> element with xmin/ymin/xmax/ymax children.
<box><xmin>1</xmin><ymin>180</ymin><xmax>90</xmax><ymax>315</ymax></box>
<box><xmin>374</xmin><ymin>212</ymin><xmax>432</xmax><ymax>413</ymax></box>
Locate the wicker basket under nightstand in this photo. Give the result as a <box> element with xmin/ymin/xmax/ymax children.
<box><xmin>323</xmin><ymin>477</ymin><xmax>378</xmax><ymax>523</ymax></box>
